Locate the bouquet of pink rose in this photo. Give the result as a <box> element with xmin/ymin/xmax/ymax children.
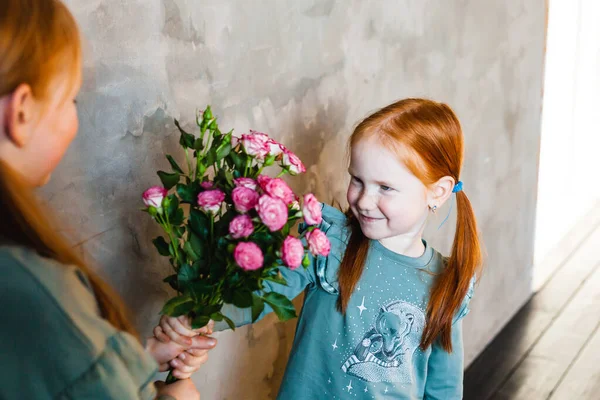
<box><xmin>142</xmin><ymin>106</ymin><xmax>331</xmax><ymax>336</ymax></box>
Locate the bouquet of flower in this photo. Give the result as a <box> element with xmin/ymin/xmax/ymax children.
<box><xmin>141</xmin><ymin>106</ymin><xmax>331</xmax><ymax>335</ymax></box>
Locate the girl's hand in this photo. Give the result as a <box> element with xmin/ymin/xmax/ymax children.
<box><xmin>155</xmin><ymin>378</ymin><xmax>200</xmax><ymax>400</ymax></box>
<box><xmin>154</xmin><ymin>315</ymin><xmax>214</xmax><ymax>346</ymax></box>
<box><xmin>146</xmin><ymin>334</ymin><xmax>217</xmax><ymax>378</ymax></box>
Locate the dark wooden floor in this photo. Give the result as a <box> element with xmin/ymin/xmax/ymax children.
<box><xmin>464</xmin><ymin>210</ymin><xmax>600</xmax><ymax>400</ymax></box>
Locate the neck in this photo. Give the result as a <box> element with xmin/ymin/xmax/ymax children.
<box><xmin>377</xmin><ymin>213</ymin><xmax>428</xmax><ymax>257</ymax></box>
<box><xmin>378</xmin><ymin>234</ymin><xmax>425</xmax><ymax>257</ymax></box>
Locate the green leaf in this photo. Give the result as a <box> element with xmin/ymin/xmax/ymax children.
<box><xmin>152</xmin><ymin>236</ymin><xmax>170</xmax><ymax>256</ymax></box>
<box><xmin>190</xmin><ymin>209</ymin><xmax>210</xmax><ymax>240</ymax></box>
<box><xmin>251</xmin><ymin>293</ymin><xmax>265</xmax><ymax>322</ymax></box>
<box><xmin>161</xmin><ymin>295</ymin><xmax>194</xmax><ymax>316</ymax></box>
<box><xmin>193</xmin><ymin>138</ymin><xmax>204</xmax><ymax>151</ymax></box>
<box><xmin>210</xmin><ymin>312</ymin><xmax>224</xmax><ymax>321</ymax></box>
<box><xmin>165</xmin><ymin>194</ymin><xmax>180</xmax><ymax>220</ymax></box>
<box><xmin>174</xmin><ymin>119</ymin><xmax>196</xmax><ymax>148</ymax></box>
<box><xmin>162</xmin><ymin>274</ymin><xmax>179</xmax><ymax>291</ymax></box>
<box><xmin>215</xmin><ymin>210</ymin><xmax>235</xmax><ymax>238</ymax></box>
<box><xmin>157</xmin><ymin>171</ymin><xmax>180</xmax><ymax>190</ymax></box>
<box><xmin>176</xmin><ymin>181</ymin><xmax>200</xmax><ymax>204</ymax></box>
<box><xmin>231</xmin><ymin>288</ymin><xmax>253</xmax><ymax>308</ymax></box>
<box><xmin>228</xmin><ymin>150</ymin><xmax>245</xmax><ymax>171</ymax></box>
<box><xmin>189</xmin><ymin>232</ymin><xmax>205</xmax><ymax>260</ymax></box>
<box><xmin>166</xmin><ymin>154</ymin><xmax>184</xmax><ymax>174</ymax></box>
<box><xmin>171</xmin><ymin>208</ymin><xmax>185</xmax><ymax>226</ymax></box>
<box><xmin>191</xmin><ymin>315</ymin><xmax>211</xmax><ymax>329</ymax></box>
<box><xmin>264</xmin><ymin>272</ymin><xmax>287</xmax><ymax>286</ymax></box>
<box><xmin>177</xmin><ymin>263</ymin><xmax>197</xmax><ymax>283</ymax></box>
<box><xmin>183</xmin><ymin>241</ymin><xmax>199</xmax><ymax>262</ymax></box>
<box><xmin>189</xmin><ymin>279</ymin><xmax>213</xmax><ymax>297</ymax></box>
<box><xmin>216</xmin><ymin>142</ymin><xmax>231</xmax><ymax>161</ymax></box>
<box><xmin>262</xmin><ymin>292</ymin><xmax>297</xmax><ymax>321</ymax></box>
<box><xmin>173</xmin><ymin>226</ymin><xmax>185</xmax><ymax>238</ymax></box>
<box><xmin>205</xmin><ymin>148</ymin><xmax>217</xmax><ymax>166</ymax></box>
<box><xmin>222</xmin><ymin>314</ymin><xmax>236</xmax><ymax>330</ymax></box>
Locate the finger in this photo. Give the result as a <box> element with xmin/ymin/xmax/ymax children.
<box><xmin>160</xmin><ymin>315</ymin><xmax>193</xmax><ymax>346</ymax></box>
<box><xmin>189</xmin><ymin>335</ymin><xmax>217</xmax><ymax>350</ymax></box>
<box><xmin>172</xmin><ymin>369</ymin><xmax>193</xmax><ymax>380</ymax></box>
<box><xmin>158</xmin><ymin>363</ymin><xmax>170</xmax><ymax>372</ymax></box>
<box><xmin>168</xmin><ymin>316</ymin><xmax>198</xmax><ymax>338</ymax></box>
<box><xmin>153</xmin><ymin>326</ymin><xmax>171</xmax><ymax>343</ymax></box>
<box><xmin>178</xmin><ymin>349</ymin><xmax>207</xmax><ymax>364</ymax></box>
<box><xmin>185</xmin><ymin>348</ymin><xmax>211</xmax><ymax>357</ymax></box>
<box><xmin>171</xmin><ymin>355</ymin><xmax>208</xmax><ymax>374</ymax></box>
<box><xmin>178</xmin><ymin>351</ymin><xmax>209</xmax><ymax>367</ymax></box>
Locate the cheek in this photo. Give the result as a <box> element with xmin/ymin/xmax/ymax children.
<box><xmin>346</xmin><ymin>185</ymin><xmax>359</xmax><ymax>206</ymax></box>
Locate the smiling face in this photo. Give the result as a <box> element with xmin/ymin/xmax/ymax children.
<box><xmin>346</xmin><ymin>135</ymin><xmax>431</xmax><ymax>250</ymax></box>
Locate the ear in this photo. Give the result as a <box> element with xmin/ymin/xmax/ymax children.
<box><xmin>5</xmin><ymin>83</ymin><xmax>37</xmax><ymax>148</ymax></box>
<box><xmin>427</xmin><ymin>175</ymin><xmax>455</xmax><ymax>209</ymax></box>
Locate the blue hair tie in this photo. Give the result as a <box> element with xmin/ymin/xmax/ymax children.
<box><xmin>452</xmin><ymin>181</ymin><xmax>463</xmax><ymax>193</ymax></box>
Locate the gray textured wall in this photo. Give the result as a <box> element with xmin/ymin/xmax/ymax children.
<box><xmin>48</xmin><ymin>1</ymin><xmax>546</xmax><ymax>398</ymax></box>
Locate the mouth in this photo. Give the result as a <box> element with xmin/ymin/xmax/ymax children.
<box><xmin>358</xmin><ymin>214</ymin><xmax>384</xmax><ymax>223</ymax></box>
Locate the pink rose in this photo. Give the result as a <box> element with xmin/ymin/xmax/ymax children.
<box><xmin>282</xmin><ymin>149</ymin><xmax>306</xmax><ymax>175</ymax></box>
<box><xmin>281</xmin><ymin>236</ymin><xmax>304</xmax><ymax>270</ymax></box>
<box><xmin>256</xmin><ymin>195</ymin><xmax>288</xmax><ymax>232</ymax></box>
<box><xmin>267</xmin><ymin>140</ymin><xmax>284</xmax><ymax>156</ymax></box>
<box><xmin>231</xmin><ymin>187</ymin><xmax>259</xmax><ymax>213</ymax></box>
<box><xmin>302</xmin><ymin>193</ymin><xmax>322</xmax><ymax>225</ymax></box>
<box><xmin>200</xmin><ymin>181</ymin><xmax>213</xmax><ymax>189</ymax></box>
<box><xmin>231</xmin><ymin>135</ymin><xmax>240</xmax><ymax>147</ymax></box>
<box><xmin>143</xmin><ymin>186</ymin><xmax>168</xmax><ymax>210</ymax></box>
<box><xmin>234</xmin><ymin>177</ymin><xmax>257</xmax><ymax>190</ymax></box>
<box><xmin>197</xmin><ymin>189</ymin><xmax>225</xmax><ymax>214</ymax></box>
<box><xmin>257</xmin><ymin>174</ymin><xmax>272</xmax><ymax>192</ymax></box>
<box><xmin>264</xmin><ymin>178</ymin><xmax>295</xmax><ymax>205</ymax></box>
<box><xmin>234</xmin><ymin>242</ymin><xmax>264</xmax><ymax>271</ymax></box>
<box><xmin>241</xmin><ymin>132</ymin><xmax>270</xmax><ymax>159</ymax></box>
<box><xmin>229</xmin><ymin>215</ymin><xmax>254</xmax><ymax>239</ymax></box>
<box><xmin>306</xmin><ymin>228</ymin><xmax>331</xmax><ymax>256</ymax></box>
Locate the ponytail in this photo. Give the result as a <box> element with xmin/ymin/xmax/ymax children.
<box><xmin>420</xmin><ymin>190</ymin><xmax>481</xmax><ymax>351</ymax></box>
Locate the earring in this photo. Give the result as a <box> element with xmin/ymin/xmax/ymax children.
<box><xmin>430</xmin><ymin>205</ymin><xmax>437</xmax><ymax>213</ymax></box>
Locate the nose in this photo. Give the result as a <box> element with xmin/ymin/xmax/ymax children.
<box><xmin>356</xmin><ymin>189</ymin><xmax>376</xmax><ymax>212</ymax></box>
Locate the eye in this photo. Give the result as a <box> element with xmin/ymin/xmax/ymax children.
<box><xmin>380</xmin><ymin>185</ymin><xmax>393</xmax><ymax>192</ymax></box>
<box><xmin>350</xmin><ymin>175</ymin><xmax>362</xmax><ymax>185</ymax></box>
<box><xmin>73</xmin><ymin>99</ymin><xmax>78</xmax><ymax>105</ymax></box>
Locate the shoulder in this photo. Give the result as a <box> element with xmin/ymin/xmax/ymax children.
<box><xmin>0</xmin><ymin>246</ymin><xmax>157</xmax><ymax>398</ymax></box>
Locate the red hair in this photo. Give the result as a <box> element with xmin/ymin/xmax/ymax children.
<box><xmin>337</xmin><ymin>98</ymin><xmax>482</xmax><ymax>352</ymax></box>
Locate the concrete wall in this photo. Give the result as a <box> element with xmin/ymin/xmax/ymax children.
<box><xmin>47</xmin><ymin>1</ymin><xmax>546</xmax><ymax>398</ymax></box>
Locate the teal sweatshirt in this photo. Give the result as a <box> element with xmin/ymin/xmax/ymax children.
<box><xmin>221</xmin><ymin>204</ymin><xmax>474</xmax><ymax>399</ymax></box>
<box><xmin>0</xmin><ymin>245</ymin><xmax>159</xmax><ymax>399</ymax></box>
